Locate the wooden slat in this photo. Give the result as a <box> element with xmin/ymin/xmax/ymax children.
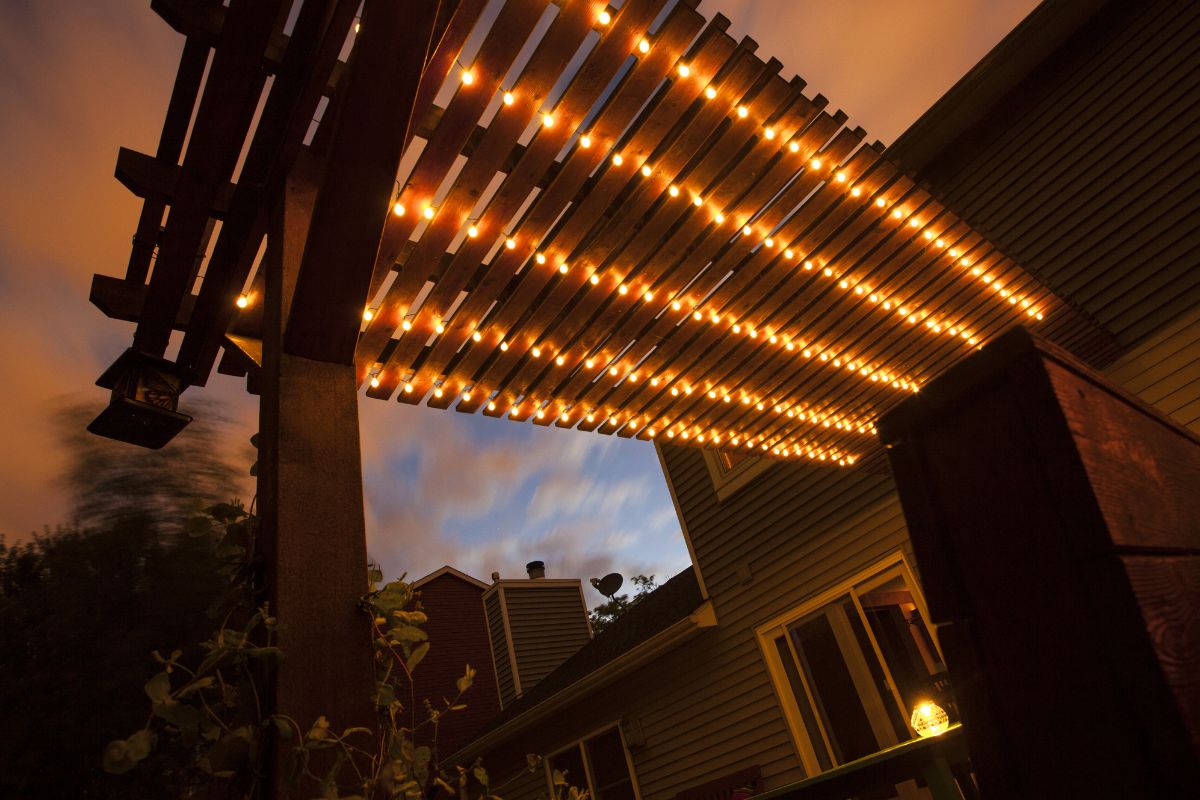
<box><xmin>132</xmin><ymin>0</ymin><xmax>287</xmax><ymax>357</ymax></box>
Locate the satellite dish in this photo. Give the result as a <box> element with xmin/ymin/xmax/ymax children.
<box><xmin>591</xmin><ymin>572</ymin><xmax>624</xmax><ymax>599</ymax></box>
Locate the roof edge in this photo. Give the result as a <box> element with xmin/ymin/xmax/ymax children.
<box><xmin>411</xmin><ymin>565</ymin><xmax>490</xmax><ymax>591</ymax></box>
<box><xmin>888</xmin><ymin>0</ymin><xmax>1113</xmax><ymax>174</ymax></box>
<box><xmin>448</xmin><ymin>598</ymin><xmax>718</xmax><ymax>763</ymax></box>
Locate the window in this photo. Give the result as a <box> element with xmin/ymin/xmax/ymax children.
<box><xmin>758</xmin><ymin>556</ymin><xmax>956</xmax><ymax>778</ymax></box>
<box><xmin>701</xmin><ymin>449</ymin><xmax>772</xmax><ymax>501</ymax></box>
<box><xmin>547</xmin><ymin>725</ymin><xmax>639</xmax><ymax>800</ymax></box>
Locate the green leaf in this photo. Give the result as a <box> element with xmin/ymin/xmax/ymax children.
<box><xmin>388</xmin><ymin>625</ymin><xmax>428</xmax><ymax>643</ymax></box>
<box><xmin>284</xmin><ymin>746</ymin><xmax>309</xmax><ymax>789</ymax></box>
<box><xmin>406</xmin><ymin>641</ymin><xmax>430</xmax><ymax>672</ymax></box>
<box><xmin>153</xmin><ymin>699</ymin><xmax>201</xmax><ymax>735</ymax></box>
<box><xmin>456</xmin><ymin>665</ymin><xmax>476</xmax><ymax>694</ymax></box>
<box><xmin>177</xmin><ymin>676</ymin><xmax>216</xmax><ymax>697</ymax></box>
<box><xmin>475</xmin><ymin>765</ymin><xmax>490</xmax><ymax>789</ymax></box>
<box><xmin>208</xmin><ymin>502</ymin><xmax>244</xmax><ymax>522</ymax></box>
<box><xmin>144</xmin><ymin>672</ymin><xmax>173</xmax><ymax>705</ymax></box>
<box><xmin>247</xmin><ymin>646</ymin><xmax>284</xmax><ymax>662</ymax></box>
<box><xmin>375</xmin><ymin>682</ymin><xmax>396</xmax><ymax>709</ymax></box>
<box><xmin>373</xmin><ymin>581</ymin><xmax>414</xmax><ymax>616</ymax></box>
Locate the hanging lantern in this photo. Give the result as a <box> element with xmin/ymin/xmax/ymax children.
<box><xmin>910</xmin><ymin>700</ymin><xmax>951</xmax><ymax>737</ymax></box>
<box><xmin>87</xmin><ymin>348</ymin><xmax>192</xmax><ymax>449</ymax></box>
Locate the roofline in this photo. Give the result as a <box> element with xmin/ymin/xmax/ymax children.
<box><xmin>448</xmin><ymin>598</ymin><xmax>718</xmax><ymax>764</ymax></box>
<box><xmin>888</xmin><ymin>0</ymin><xmax>1113</xmax><ymax>174</ymax></box>
<box><xmin>411</xmin><ymin>565</ymin><xmax>489</xmax><ymax>591</ymax></box>
<box><xmin>480</xmin><ymin>577</ymin><xmax>584</xmax><ymax>599</ymax></box>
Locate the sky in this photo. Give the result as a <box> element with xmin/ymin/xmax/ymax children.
<box><xmin>0</xmin><ymin>0</ymin><xmax>1036</xmax><ymax>605</ymax></box>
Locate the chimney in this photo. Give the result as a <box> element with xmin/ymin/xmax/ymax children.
<box><xmin>482</xmin><ymin>564</ymin><xmax>591</xmax><ymax>707</ymax></box>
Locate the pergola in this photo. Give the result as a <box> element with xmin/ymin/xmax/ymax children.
<box><xmin>88</xmin><ymin>1</ymin><xmax>1171</xmax><ymax>797</ymax></box>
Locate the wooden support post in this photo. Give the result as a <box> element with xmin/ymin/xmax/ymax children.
<box><xmin>878</xmin><ymin>327</ymin><xmax>1200</xmax><ymax>798</ymax></box>
<box><xmin>258</xmin><ymin>154</ymin><xmax>376</xmax><ymax>794</ymax></box>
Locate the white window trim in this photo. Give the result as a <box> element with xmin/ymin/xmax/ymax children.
<box><xmin>544</xmin><ymin>722</ymin><xmax>642</xmax><ymax>800</ymax></box>
<box><xmin>755</xmin><ymin>552</ymin><xmax>942</xmax><ymax>775</ymax></box>
<box><xmin>700</xmin><ymin>449</ymin><xmax>773</xmax><ymax>501</ymax></box>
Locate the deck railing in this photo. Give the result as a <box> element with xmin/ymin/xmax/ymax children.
<box><xmin>753</xmin><ymin>724</ymin><xmax>975</xmax><ymax>800</ymax></box>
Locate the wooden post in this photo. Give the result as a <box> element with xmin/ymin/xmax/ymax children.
<box><xmin>258</xmin><ymin>154</ymin><xmax>377</xmax><ymax>793</ymax></box>
<box><xmin>877</xmin><ymin>327</ymin><xmax>1200</xmax><ymax>798</ymax></box>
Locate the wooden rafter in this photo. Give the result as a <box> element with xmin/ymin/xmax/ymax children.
<box><xmin>94</xmin><ymin>0</ymin><xmax>1121</xmax><ymax>468</ymax></box>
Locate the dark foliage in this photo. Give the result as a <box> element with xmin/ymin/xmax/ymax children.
<box><xmin>0</xmin><ymin>399</ymin><xmax>245</xmax><ymax>798</ymax></box>
<box><xmin>587</xmin><ymin>574</ymin><xmax>657</xmax><ymax>634</ymax></box>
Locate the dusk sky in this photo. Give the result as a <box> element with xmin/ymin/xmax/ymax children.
<box><xmin>0</xmin><ymin>0</ymin><xmax>1036</xmax><ymax>604</ymax></box>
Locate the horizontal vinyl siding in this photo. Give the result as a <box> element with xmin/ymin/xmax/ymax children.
<box><xmin>912</xmin><ymin>0</ymin><xmax>1200</xmax><ymax>349</ymax></box>
<box><xmin>1104</xmin><ymin>303</ymin><xmax>1200</xmax><ymax>433</ymax></box>
<box><xmin>486</xmin><ymin>592</ymin><xmax>517</xmax><ymax>707</ymax></box>
<box><xmin>506</xmin><ymin>586</ymin><xmax>592</xmax><ymax>692</ymax></box>
<box><xmin>478</xmin><ymin>448</ymin><xmax>915</xmax><ymax>800</ymax></box>
<box><xmin>412</xmin><ymin>575</ymin><xmax>501</xmax><ymax>757</ymax></box>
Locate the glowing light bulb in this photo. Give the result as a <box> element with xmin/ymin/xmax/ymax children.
<box><xmin>810</xmin><ymin>158</ymin><xmax>822</xmax><ymax>170</ymax></box>
<box><xmin>910</xmin><ymin>701</ymin><xmax>950</xmax><ymax>738</ymax></box>
<box><xmin>618</xmin><ymin>284</ymin><xmax>628</xmax><ymax>295</ymax></box>
<box><xmin>505</xmin><ymin>237</ymin><xmax>516</xmax><ymax>249</ymax></box>
<box><xmin>542</xmin><ymin>113</ymin><xmax>555</xmax><ymax>127</ymax></box>
<box><xmin>892</xmin><ymin>209</ymin><xmax>903</xmax><ymax>219</ymax></box>
<box><xmin>392</xmin><ymin>201</ymin><xmax>405</xmax><ymax>217</ymax></box>
<box><xmin>461</xmin><ymin>69</ymin><xmax>475</xmax><ymax>85</ymax></box>
<box><xmin>502</xmin><ymin>91</ymin><xmax>515</xmax><ymax>106</ymax></box>
<box><xmin>638</xmin><ymin>38</ymin><xmax>650</xmax><ymax>54</ymax></box>
<box><xmin>704</xmin><ymin>86</ymin><xmax>717</xmax><ymax>100</ymax></box>
<box><xmin>500</xmin><ymin>341</ymin><xmax>509</xmax><ymax>351</ymax></box>
<box><xmin>677</xmin><ymin>64</ymin><xmax>690</xmax><ymax>78</ymax></box>
<box><xmin>668</xmin><ymin>185</ymin><xmax>680</xmax><ymax>197</ymax></box>
<box><xmin>788</xmin><ymin>141</ymin><xmax>799</xmax><ymax>153</ymax></box>
<box><xmin>559</xmin><ymin>263</ymin><xmax>568</xmax><ymax>274</ymax></box>
<box><xmin>714</xmin><ymin>212</ymin><xmax>725</xmax><ymax>224</ymax></box>
<box><xmin>742</xmin><ymin>225</ymin><xmax>753</xmax><ymax>236</ymax></box>
<box><xmin>362</xmin><ymin>309</ymin><xmax>374</xmax><ymax>322</ymax></box>
<box><xmin>472</xmin><ymin>331</ymin><xmax>482</xmax><ymax>342</ymax></box>
<box><xmin>589</xmin><ymin>274</ymin><xmax>600</xmax><ymax>285</ymax></box>
<box><xmin>764</xmin><ymin>237</ymin><xmax>774</xmax><ymax>248</ymax></box>
<box><xmin>467</xmin><ymin>225</ymin><xmax>479</xmax><ymax>238</ymax></box>
<box><xmin>580</xmin><ymin>134</ymin><xmax>592</xmax><ymax>148</ymax></box>
<box><xmin>585</xmin><ymin>358</ymin><xmax>595</xmax><ymax>368</ymax></box>
<box><xmin>369</xmin><ymin>376</ymin><xmax>380</xmax><ymax>388</ymax></box>
<box><xmin>531</xmin><ymin>347</ymin><xmax>542</xmax><ymax>358</ymax></box>
<box><xmin>612</xmin><ymin>153</ymin><xmax>624</xmax><ymax>166</ymax></box>
<box><xmin>536</xmin><ymin>409</ymin><xmax>545</xmax><ymax>419</ymax></box>
<box><xmin>851</xmin><ymin>187</ymin><xmax>862</xmax><ymax>197</ymax></box>
<box><xmin>487</xmin><ymin>401</ymin><xmax>496</xmax><ymax>411</ymax></box>
<box><xmin>644</xmin><ymin>290</ymin><xmax>654</xmax><ymax>301</ymax></box>
<box><xmin>401</xmin><ymin>320</ymin><xmax>412</xmax><ymax>331</ymax></box>
<box><xmin>641</xmin><ymin>165</ymin><xmax>652</xmax><ymax>177</ymax></box>
<box><xmin>433</xmin><ymin>387</ymin><xmax>444</xmax><ymax>398</ymax></box>
<box><xmin>463</xmin><ymin>391</ymin><xmax>472</xmax><ymax>401</ymax></box>
<box><xmin>763</xmin><ymin>127</ymin><xmax>776</xmax><ymax>140</ymax></box>
<box><xmin>404</xmin><ymin>382</ymin><xmax>414</xmax><ymax>393</ymax></box>
<box><xmin>737</xmin><ymin>105</ymin><xmax>749</xmax><ymax>118</ymax></box>
<box><xmin>423</xmin><ymin>205</ymin><xmax>435</xmax><ymax>220</ymax></box>
<box><xmin>598</xmin><ymin>9</ymin><xmax>611</xmax><ymax>25</ymax></box>
<box><xmin>693</xmin><ymin>195</ymin><xmax>703</xmax><ymax>207</ymax></box>
<box><xmin>435</xmin><ymin>321</ymin><xmax>445</xmax><ymax>334</ymax></box>
<box><xmin>835</xmin><ymin>171</ymin><xmax>847</xmax><ymax>183</ymax></box>
<box><xmin>535</xmin><ymin>252</ymin><xmax>546</xmax><ymax>265</ymax></box>
<box><xmin>236</xmin><ymin>294</ymin><xmax>249</xmax><ymax>309</ymax></box>
<box><xmin>609</xmin><ymin>367</ymin><xmax>619</xmax><ymax>376</ymax></box>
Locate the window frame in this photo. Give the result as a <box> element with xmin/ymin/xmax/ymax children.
<box><xmin>543</xmin><ymin>722</ymin><xmax>642</xmax><ymax>800</ymax></box>
<box><xmin>701</xmin><ymin>449</ymin><xmax>773</xmax><ymax>501</ymax></box>
<box><xmin>755</xmin><ymin>553</ymin><xmax>943</xmax><ymax>775</ymax></box>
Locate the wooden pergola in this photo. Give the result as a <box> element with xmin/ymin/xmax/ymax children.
<box><xmin>88</xmin><ymin>1</ymin><xmax>1162</xmax><ymax>797</ymax></box>
<box><xmin>94</xmin><ymin>0</ymin><xmax>1115</xmax><ymax>468</ymax></box>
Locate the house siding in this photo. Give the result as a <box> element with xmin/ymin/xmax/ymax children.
<box><xmin>486</xmin><ymin>591</ymin><xmax>518</xmax><ymax>707</ymax></box>
<box><xmin>505</xmin><ymin>584</ymin><xmax>593</xmax><ymax>693</ymax></box>
<box><xmin>411</xmin><ymin>573</ymin><xmax>502</xmax><ymax>757</ymax></box>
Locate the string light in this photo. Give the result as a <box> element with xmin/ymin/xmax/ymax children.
<box><xmin>638</xmin><ymin>38</ymin><xmax>650</xmax><ymax>54</ymax></box>
<box><xmin>392</xmin><ymin>201</ymin><xmax>405</xmax><ymax>217</ymax></box>
<box><xmin>235</xmin><ymin>294</ymin><xmax>250</xmax><ymax>309</ymax></box>
<box><xmin>363</xmin><ymin>309</ymin><xmax>374</xmax><ymax>321</ymax></box>
<box><xmin>597</xmin><ymin>9</ymin><xmax>611</xmax><ymax>25</ymax></box>
<box><xmin>502</xmin><ymin>91</ymin><xmax>515</xmax><ymax>106</ymax></box>
<box><xmin>460</xmin><ymin>68</ymin><xmax>475</xmax><ymax>86</ymax></box>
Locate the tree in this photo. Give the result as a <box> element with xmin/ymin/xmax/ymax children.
<box><xmin>0</xmin><ymin>398</ymin><xmax>247</xmax><ymax>799</ymax></box>
<box><xmin>588</xmin><ymin>574</ymin><xmax>657</xmax><ymax>634</ymax></box>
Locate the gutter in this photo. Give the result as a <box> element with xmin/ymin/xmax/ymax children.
<box><xmin>449</xmin><ymin>599</ymin><xmax>718</xmax><ymax>764</ymax></box>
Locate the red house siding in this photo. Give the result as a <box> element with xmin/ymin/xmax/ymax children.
<box><xmin>412</xmin><ymin>573</ymin><xmax>501</xmax><ymax>757</ymax></box>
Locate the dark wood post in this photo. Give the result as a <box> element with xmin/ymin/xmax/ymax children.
<box><xmin>877</xmin><ymin>327</ymin><xmax>1200</xmax><ymax>798</ymax></box>
<box><xmin>258</xmin><ymin>153</ymin><xmax>377</xmax><ymax>792</ymax></box>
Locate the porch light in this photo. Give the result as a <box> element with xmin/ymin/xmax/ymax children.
<box><xmin>910</xmin><ymin>701</ymin><xmax>950</xmax><ymax>737</ymax></box>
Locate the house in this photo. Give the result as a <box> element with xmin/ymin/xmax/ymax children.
<box><xmin>446</xmin><ymin>2</ymin><xmax>1200</xmax><ymax>798</ymax></box>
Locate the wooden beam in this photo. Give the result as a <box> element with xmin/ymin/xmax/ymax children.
<box><xmin>133</xmin><ymin>0</ymin><xmax>286</xmax><ymax>357</ymax></box>
<box><xmin>877</xmin><ymin>327</ymin><xmax>1200</xmax><ymax>797</ymax></box>
<box><xmin>283</xmin><ymin>0</ymin><xmax>440</xmax><ymax>363</ymax></box>
<box><xmin>115</xmin><ymin>146</ymin><xmax>236</xmax><ymax>219</ymax></box>
<box><xmin>176</xmin><ymin>0</ymin><xmax>358</xmax><ymax>384</ymax></box>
